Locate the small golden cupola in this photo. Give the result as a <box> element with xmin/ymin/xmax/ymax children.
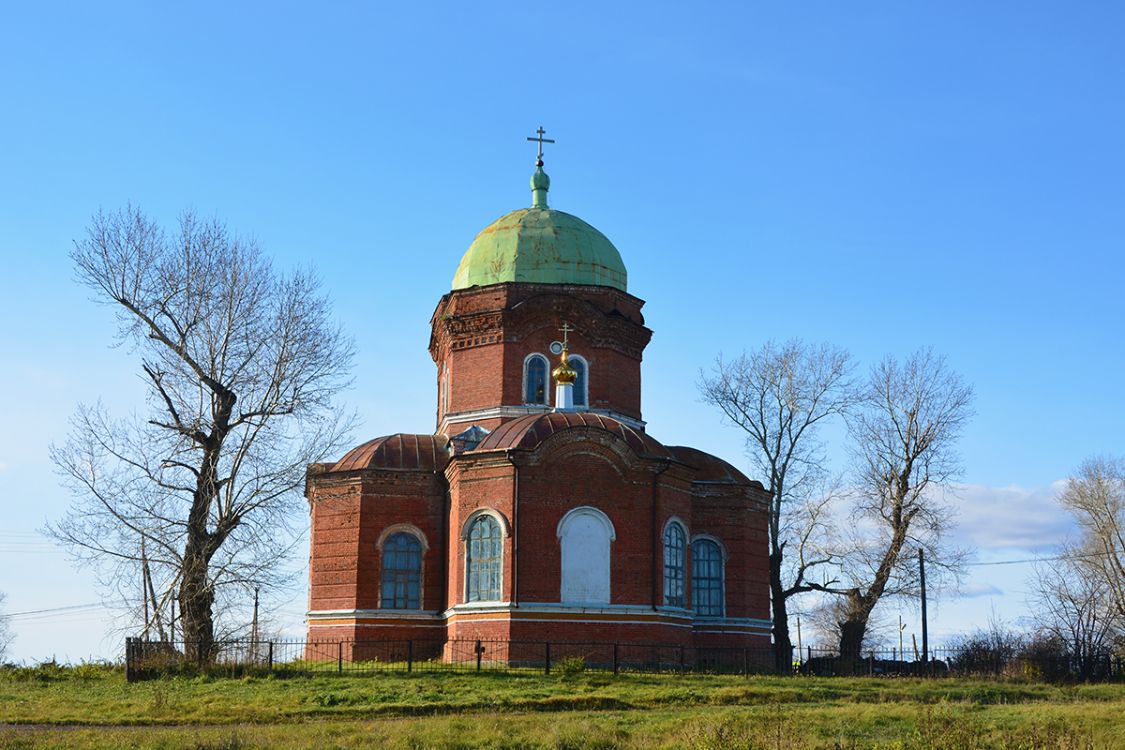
<box><xmin>553</xmin><ymin>322</ymin><xmax>578</xmax><ymax>411</ymax></box>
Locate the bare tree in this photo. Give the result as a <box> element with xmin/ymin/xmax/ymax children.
<box><xmin>1057</xmin><ymin>456</ymin><xmax>1125</xmax><ymax>622</ymax></box>
<box><xmin>1029</xmin><ymin>550</ymin><xmax>1122</xmax><ymax>667</ymax></box>
<box><xmin>831</xmin><ymin>349</ymin><xmax>972</xmax><ymax>659</ymax></box>
<box><xmin>700</xmin><ymin>340</ymin><xmax>856</xmax><ymax>668</ymax></box>
<box><xmin>48</xmin><ymin>207</ymin><xmax>354</xmax><ymax>658</ymax></box>
<box><xmin>0</xmin><ymin>592</ymin><xmax>13</xmax><ymax>662</ymax></box>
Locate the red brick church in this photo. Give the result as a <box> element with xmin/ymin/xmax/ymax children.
<box><xmin>305</xmin><ymin>134</ymin><xmax>772</xmax><ymax>652</ymax></box>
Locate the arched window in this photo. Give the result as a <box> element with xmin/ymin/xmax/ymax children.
<box><xmin>381</xmin><ymin>532</ymin><xmax>423</xmax><ymax>609</ymax></box>
<box><xmin>557</xmin><ymin>507</ymin><xmax>614</xmax><ymax>603</ymax></box>
<box><xmin>692</xmin><ymin>538</ymin><xmax>724</xmax><ymax>617</ymax></box>
<box><xmin>466</xmin><ymin>514</ymin><xmax>503</xmax><ymax>602</ymax></box>
<box><xmin>570</xmin><ymin>355</ymin><xmax>588</xmax><ymax>407</ymax></box>
<box><xmin>524</xmin><ymin>354</ymin><xmax>549</xmax><ymax>405</ymax></box>
<box><xmin>663</xmin><ymin>521</ymin><xmax>686</xmax><ymax>608</ymax></box>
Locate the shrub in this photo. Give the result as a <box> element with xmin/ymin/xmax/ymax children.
<box><xmin>556</xmin><ymin>656</ymin><xmax>586</xmax><ymax>678</ymax></box>
<box><xmin>946</xmin><ymin>621</ymin><xmax>1025</xmax><ymax>677</ymax></box>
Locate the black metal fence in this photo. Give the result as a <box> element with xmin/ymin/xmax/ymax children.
<box><xmin>799</xmin><ymin>645</ymin><xmax>1125</xmax><ymax>681</ymax></box>
<box><xmin>124</xmin><ymin>637</ymin><xmax>1125</xmax><ymax>682</ymax></box>
<box><xmin>124</xmin><ymin>637</ymin><xmax>777</xmax><ymax>681</ymax></box>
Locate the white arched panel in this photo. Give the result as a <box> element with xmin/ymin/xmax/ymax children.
<box><xmin>557</xmin><ymin>507</ymin><xmax>615</xmax><ymax>604</ymax></box>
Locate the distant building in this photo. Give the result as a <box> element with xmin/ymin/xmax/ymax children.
<box><xmin>305</xmin><ymin>138</ymin><xmax>771</xmax><ymax>654</ymax></box>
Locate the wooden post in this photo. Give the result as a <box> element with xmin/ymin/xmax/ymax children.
<box><xmin>267</xmin><ymin>641</ymin><xmax>273</xmax><ymax>672</ymax></box>
<box><xmin>125</xmin><ymin>637</ymin><xmax>136</xmax><ymax>682</ymax></box>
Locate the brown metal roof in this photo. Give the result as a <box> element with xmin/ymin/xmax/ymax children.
<box><xmin>332</xmin><ymin>434</ymin><xmax>449</xmax><ymax>473</ymax></box>
<box><xmin>666</xmin><ymin>445</ymin><xmax>757</xmax><ymax>486</ymax></box>
<box><xmin>473</xmin><ymin>412</ymin><xmax>671</xmax><ymax>458</ymax></box>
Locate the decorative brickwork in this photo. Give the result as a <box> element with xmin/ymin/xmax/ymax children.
<box><xmin>429</xmin><ymin>283</ymin><xmax>652</xmax><ymax>434</ymax></box>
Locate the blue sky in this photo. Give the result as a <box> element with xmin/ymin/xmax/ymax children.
<box><xmin>1</xmin><ymin>2</ymin><xmax>1122</xmax><ymax>661</ymax></box>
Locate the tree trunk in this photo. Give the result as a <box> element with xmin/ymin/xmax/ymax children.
<box><xmin>180</xmin><ymin>542</ymin><xmax>215</xmax><ymax>663</ymax></box>
<box><xmin>838</xmin><ymin>618</ymin><xmax>867</xmax><ymax>665</ymax></box>
<box><xmin>179</xmin><ymin>393</ymin><xmax>233</xmax><ymax>663</ymax></box>
<box><xmin>769</xmin><ymin>550</ymin><xmax>792</xmax><ymax>671</ymax></box>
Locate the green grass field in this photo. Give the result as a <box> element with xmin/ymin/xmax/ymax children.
<box><xmin>1</xmin><ymin>663</ymin><xmax>1122</xmax><ymax>749</ymax></box>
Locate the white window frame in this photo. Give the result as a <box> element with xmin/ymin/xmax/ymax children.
<box><xmin>376</xmin><ymin>524</ymin><xmax>429</xmax><ymax>610</ymax></box>
<box><xmin>662</xmin><ymin>517</ymin><xmax>688</xmax><ymax>609</ymax></box>
<box><xmin>690</xmin><ymin>534</ymin><xmax>727</xmax><ymax>618</ymax></box>
<box><xmin>461</xmin><ymin>508</ymin><xmax>511</xmax><ymax>602</ymax></box>
<box><xmin>568</xmin><ymin>353</ymin><xmax>589</xmax><ymax>407</ymax></box>
<box><xmin>522</xmin><ymin>353</ymin><xmax>551</xmax><ymax>406</ymax></box>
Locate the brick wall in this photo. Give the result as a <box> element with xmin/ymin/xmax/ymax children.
<box><xmin>430</xmin><ymin>283</ymin><xmax>652</xmax><ymax>427</ymax></box>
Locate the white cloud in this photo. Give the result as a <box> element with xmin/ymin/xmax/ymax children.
<box><xmin>956</xmin><ymin>582</ymin><xmax>1004</xmax><ymax>599</ymax></box>
<box><xmin>948</xmin><ymin>481</ymin><xmax>1074</xmax><ymax>553</ymax></box>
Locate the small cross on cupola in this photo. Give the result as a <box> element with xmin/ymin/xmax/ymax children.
<box><xmin>526</xmin><ymin>126</ymin><xmax>555</xmax><ymax>168</ymax></box>
<box><xmin>553</xmin><ymin>321</ymin><xmax>579</xmax><ymax>412</ymax></box>
<box><xmin>558</xmin><ymin>321</ymin><xmax>574</xmax><ymax>348</ymax></box>
<box><xmin>527</xmin><ymin>126</ymin><xmax>554</xmax><ymax>209</ymax></box>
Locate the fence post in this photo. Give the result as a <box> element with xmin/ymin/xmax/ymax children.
<box><xmin>407</xmin><ymin>640</ymin><xmax>414</xmax><ymax>673</ymax></box>
<box><xmin>742</xmin><ymin>648</ymin><xmax>749</xmax><ymax>676</ymax></box>
<box><xmin>337</xmin><ymin>641</ymin><xmax>343</xmax><ymax>674</ymax></box>
<box><xmin>613</xmin><ymin>643</ymin><xmax>619</xmax><ymax>675</ymax></box>
<box><xmin>476</xmin><ymin>640</ymin><xmax>483</xmax><ymax>672</ymax></box>
<box><xmin>679</xmin><ymin>645</ymin><xmax>685</xmax><ymax>673</ymax></box>
<box><xmin>267</xmin><ymin>641</ymin><xmax>273</xmax><ymax>672</ymax></box>
<box><xmin>125</xmin><ymin>637</ymin><xmax>135</xmax><ymax>682</ymax></box>
<box><xmin>544</xmin><ymin>642</ymin><xmax>551</xmax><ymax>674</ymax></box>
<box><xmin>868</xmin><ymin>653</ymin><xmax>874</xmax><ymax>676</ymax></box>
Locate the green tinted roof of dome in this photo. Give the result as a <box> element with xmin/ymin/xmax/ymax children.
<box><xmin>451</xmin><ymin>167</ymin><xmax>628</xmax><ymax>292</ymax></box>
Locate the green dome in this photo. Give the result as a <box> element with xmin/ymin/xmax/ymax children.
<box><xmin>451</xmin><ymin>168</ymin><xmax>628</xmax><ymax>292</ymax></box>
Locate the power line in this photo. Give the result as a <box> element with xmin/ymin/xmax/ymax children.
<box><xmin>7</xmin><ymin>603</ymin><xmax>107</xmax><ymax>619</ymax></box>
<box><xmin>967</xmin><ymin>549</ymin><xmax>1123</xmax><ymax>567</ymax></box>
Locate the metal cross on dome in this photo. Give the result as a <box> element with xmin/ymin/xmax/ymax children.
<box><xmin>527</xmin><ymin>126</ymin><xmax>555</xmax><ymax>167</ymax></box>
<box><xmin>559</xmin><ymin>322</ymin><xmax>574</xmax><ymax>346</ymax></box>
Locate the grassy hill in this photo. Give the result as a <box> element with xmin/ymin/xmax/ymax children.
<box><xmin>1</xmin><ymin>663</ymin><xmax>1123</xmax><ymax>749</ymax></box>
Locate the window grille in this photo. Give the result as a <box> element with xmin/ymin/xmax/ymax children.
<box><xmin>524</xmin><ymin>355</ymin><xmax>548</xmax><ymax>405</ymax></box>
<box><xmin>467</xmin><ymin>515</ymin><xmax>502</xmax><ymax>601</ymax></box>
<box><xmin>663</xmin><ymin>522</ymin><xmax>685</xmax><ymax>607</ymax></box>
<box><xmin>381</xmin><ymin>532</ymin><xmax>422</xmax><ymax>609</ymax></box>
<box><xmin>571</xmin><ymin>356</ymin><xmax>588</xmax><ymax>407</ymax></box>
<box><xmin>692</xmin><ymin>539</ymin><xmax>724</xmax><ymax>617</ymax></box>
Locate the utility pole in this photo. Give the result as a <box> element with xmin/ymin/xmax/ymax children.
<box><xmin>919</xmin><ymin>548</ymin><xmax>929</xmax><ymax>666</ymax></box>
<box><xmin>251</xmin><ymin>586</ymin><xmax>260</xmax><ymax>658</ymax></box>
<box><xmin>141</xmin><ymin>536</ymin><xmax>149</xmax><ymax>639</ymax></box>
